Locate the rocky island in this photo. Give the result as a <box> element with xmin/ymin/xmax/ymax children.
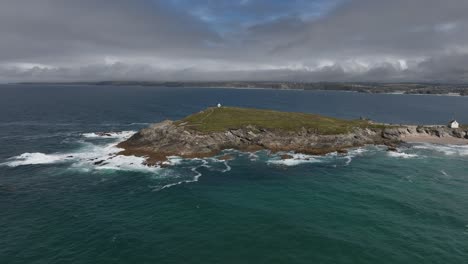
<box><xmin>118</xmin><ymin>107</ymin><xmax>468</xmax><ymax>164</ymax></box>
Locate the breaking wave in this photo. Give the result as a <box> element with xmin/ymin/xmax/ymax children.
<box><xmin>6</xmin><ymin>131</ymin><xmax>463</xmax><ymax>190</ymax></box>
<box><xmin>343</xmin><ymin>147</ymin><xmax>369</xmax><ymax>165</ymax></box>
<box><xmin>1</xmin><ymin>131</ymin><xmax>162</xmax><ymax>173</ymax></box>
<box><xmin>413</xmin><ymin>143</ymin><xmax>468</xmax><ymax>156</ymax></box>
<box><xmin>3</xmin><ymin>152</ymin><xmax>73</xmax><ymax>167</ymax></box>
<box><xmin>266</xmin><ymin>147</ymin><xmax>371</xmax><ymax>167</ymax></box>
<box><xmin>387</xmin><ymin>151</ymin><xmax>419</xmax><ymax>159</ymax></box>
<box><xmin>157</xmin><ymin>160</ymin><xmax>207</xmax><ymax>191</ymax></box>
<box><xmin>268</xmin><ymin>153</ymin><xmax>323</xmax><ymax>166</ymax></box>
<box><xmin>1</xmin><ymin>130</ymin><xmax>235</xmax><ymax>191</ymax></box>
<box><xmin>81</xmin><ymin>131</ymin><xmax>136</xmax><ymax>139</ymax></box>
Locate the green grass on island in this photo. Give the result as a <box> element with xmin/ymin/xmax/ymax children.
<box><xmin>178</xmin><ymin>107</ymin><xmax>385</xmax><ymax>134</ymax></box>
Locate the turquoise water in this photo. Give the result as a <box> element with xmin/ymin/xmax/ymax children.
<box><xmin>1</xmin><ymin>85</ymin><xmax>468</xmax><ymax>263</ymax></box>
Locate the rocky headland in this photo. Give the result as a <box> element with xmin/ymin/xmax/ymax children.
<box><xmin>117</xmin><ymin>107</ymin><xmax>468</xmax><ymax>164</ymax></box>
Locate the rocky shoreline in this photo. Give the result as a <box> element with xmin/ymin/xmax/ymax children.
<box><xmin>117</xmin><ymin>119</ymin><xmax>468</xmax><ymax>165</ymax></box>
<box><xmin>382</xmin><ymin>125</ymin><xmax>468</xmax><ymax>142</ymax></box>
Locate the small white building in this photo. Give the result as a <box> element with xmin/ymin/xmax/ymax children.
<box><xmin>217</xmin><ymin>103</ymin><xmax>222</xmax><ymax>108</ymax></box>
<box><xmin>448</xmin><ymin>120</ymin><xmax>459</xmax><ymax>129</ymax></box>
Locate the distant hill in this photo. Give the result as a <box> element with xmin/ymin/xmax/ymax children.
<box><xmin>14</xmin><ymin>81</ymin><xmax>468</xmax><ymax>96</ymax></box>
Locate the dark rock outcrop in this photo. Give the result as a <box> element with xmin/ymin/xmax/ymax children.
<box><xmin>118</xmin><ymin>120</ymin><xmax>390</xmax><ymax>164</ymax></box>
<box><xmin>118</xmin><ymin>121</ymin><xmax>468</xmax><ymax>165</ymax></box>
<box><xmin>382</xmin><ymin>126</ymin><xmax>468</xmax><ymax>140</ymax></box>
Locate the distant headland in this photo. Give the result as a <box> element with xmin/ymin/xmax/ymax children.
<box><xmin>13</xmin><ymin>81</ymin><xmax>468</xmax><ymax>96</ymax></box>
<box><xmin>117</xmin><ymin>107</ymin><xmax>468</xmax><ymax>165</ymax></box>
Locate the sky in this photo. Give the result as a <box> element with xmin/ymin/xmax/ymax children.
<box><xmin>1</xmin><ymin>0</ymin><xmax>468</xmax><ymax>82</ymax></box>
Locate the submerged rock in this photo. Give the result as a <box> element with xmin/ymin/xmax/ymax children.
<box><xmin>217</xmin><ymin>154</ymin><xmax>234</xmax><ymax>161</ymax></box>
<box><xmin>280</xmin><ymin>154</ymin><xmax>294</xmax><ymax>160</ymax></box>
<box><xmin>93</xmin><ymin>160</ymin><xmax>106</xmax><ymax>165</ymax></box>
<box><xmin>387</xmin><ymin>146</ymin><xmax>398</xmax><ymax>152</ymax></box>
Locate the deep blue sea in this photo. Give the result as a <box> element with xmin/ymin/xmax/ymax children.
<box><xmin>1</xmin><ymin>85</ymin><xmax>468</xmax><ymax>264</ymax></box>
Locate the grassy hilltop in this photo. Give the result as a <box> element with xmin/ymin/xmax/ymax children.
<box><xmin>178</xmin><ymin>107</ymin><xmax>382</xmax><ymax>134</ymax></box>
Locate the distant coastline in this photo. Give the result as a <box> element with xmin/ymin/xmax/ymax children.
<box><xmin>12</xmin><ymin>81</ymin><xmax>468</xmax><ymax>96</ymax></box>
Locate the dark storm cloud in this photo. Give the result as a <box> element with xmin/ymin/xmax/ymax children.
<box><xmin>1</xmin><ymin>0</ymin><xmax>468</xmax><ymax>82</ymax></box>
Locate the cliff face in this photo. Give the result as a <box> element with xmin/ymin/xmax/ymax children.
<box><xmin>118</xmin><ymin>120</ymin><xmax>389</xmax><ymax>164</ymax></box>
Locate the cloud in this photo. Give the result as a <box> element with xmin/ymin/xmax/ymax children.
<box><xmin>242</xmin><ymin>0</ymin><xmax>468</xmax><ymax>60</ymax></box>
<box><xmin>0</xmin><ymin>0</ymin><xmax>220</xmax><ymax>63</ymax></box>
<box><xmin>3</xmin><ymin>56</ymin><xmax>467</xmax><ymax>83</ymax></box>
<box><xmin>1</xmin><ymin>0</ymin><xmax>468</xmax><ymax>82</ymax></box>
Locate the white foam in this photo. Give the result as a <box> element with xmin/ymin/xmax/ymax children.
<box><xmin>246</xmin><ymin>152</ymin><xmax>260</xmax><ymax>161</ymax></box>
<box><xmin>440</xmin><ymin>170</ymin><xmax>450</xmax><ymax>177</ymax></box>
<box><xmin>92</xmin><ymin>155</ymin><xmax>160</xmax><ymax>173</ymax></box>
<box><xmin>266</xmin><ymin>148</ymin><xmax>371</xmax><ymax>167</ymax></box>
<box><xmin>3</xmin><ymin>145</ymin><xmax>160</xmax><ymax>172</ymax></box>
<box><xmin>159</xmin><ymin>165</ymin><xmax>203</xmax><ymax>190</ymax></box>
<box><xmin>128</xmin><ymin>122</ymin><xmax>150</xmax><ymax>126</ymax></box>
<box><xmin>81</xmin><ymin>131</ymin><xmax>136</xmax><ymax>140</ymax></box>
<box><xmin>344</xmin><ymin>156</ymin><xmax>353</xmax><ymax>166</ymax></box>
<box><xmin>212</xmin><ymin>156</ymin><xmax>233</xmax><ymax>172</ymax></box>
<box><xmin>268</xmin><ymin>153</ymin><xmax>322</xmax><ymax>166</ymax></box>
<box><xmin>2</xmin><ymin>130</ymin><xmax>220</xmax><ymax>192</ymax></box>
<box><xmin>339</xmin><ymin>147</ymin><xmax>369</xmax><ymax>166</ymax></box>
<box><xmin>161</xmin><ymin>156</ymin><xmax>184</xmax><ymax>166</ymax></box>
<box><xmin>222</xmin><ymin>160</ymin><xmax>231</xmax><ymax>172</ymax></box>
<box><xmin>347</xmin><ymin>147</ymin><xmax>368</xmax><ymax>156</ymax></box>
<box><xmin>387</xmin><ymin>152</ymin><xmax>418</xmax><ymax>158</ymax></box>
<box><xmin>73</xmin><ymin>141</ymin><xmax>162</xmax><ymax>173</ymax></box>
<box><xmin>2</xmin><ymin>130</ymin><xmax>161</xmax><ymax>173</ymax></box>
<box><xmin>413</xmin><ymin>143</ymin><xmax>468</xmax><ymax>156</ymax></box>
<box><xmin>2</xmin><ymin>152</ymin><xmax>73</xmax><ymax>167</ymax></box>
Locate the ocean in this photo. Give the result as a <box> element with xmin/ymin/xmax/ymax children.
<box><xmin>1</xmin><ymin>84</ymin><xmax>468</xmax><ymax>263</ymax></box>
